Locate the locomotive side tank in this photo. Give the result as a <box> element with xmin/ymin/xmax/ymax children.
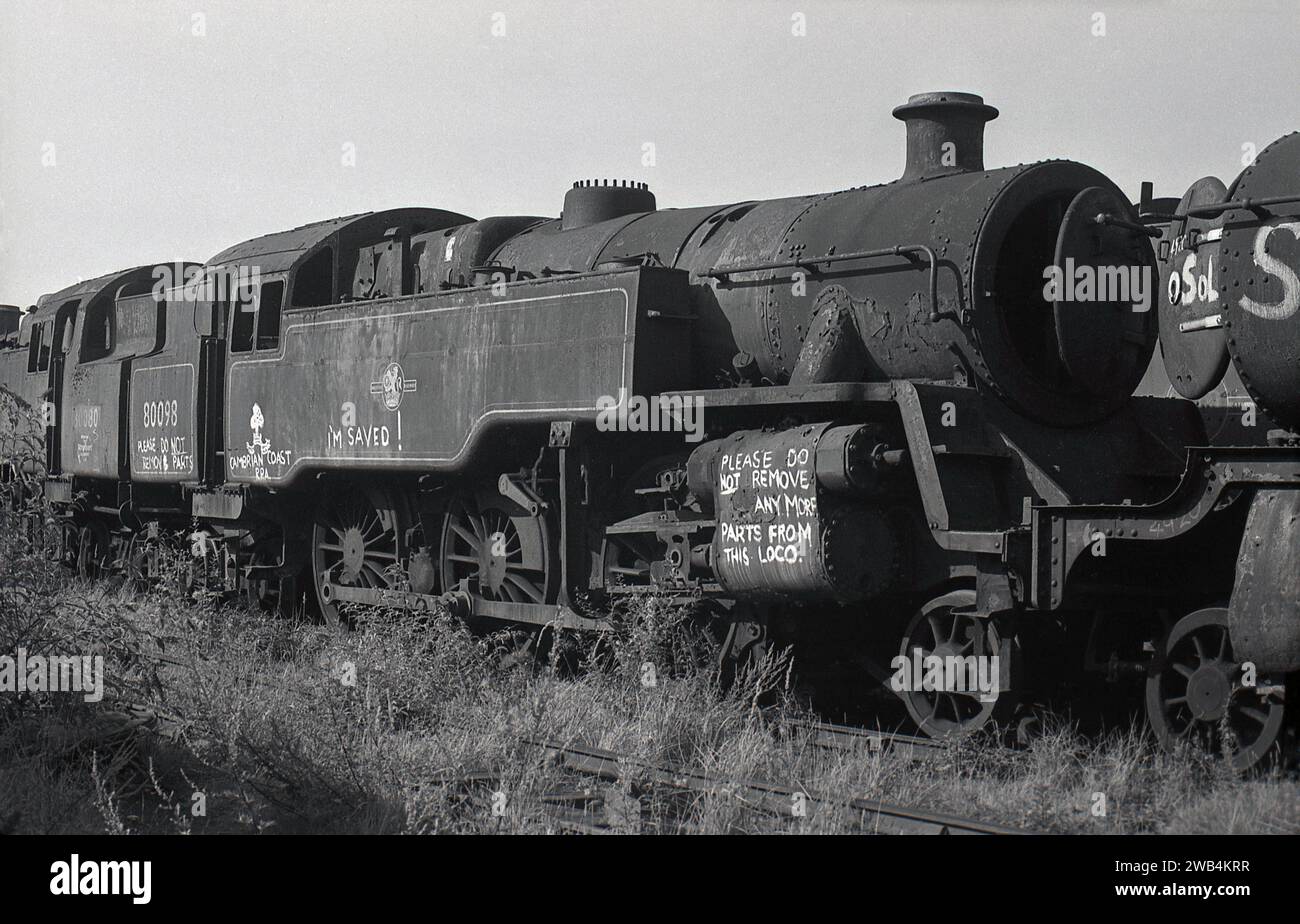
<box><xmin>201</xmin><ymin>208</ymin><xmax>686</xmax><ymax>489</ymax></box>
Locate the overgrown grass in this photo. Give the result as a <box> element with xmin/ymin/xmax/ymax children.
<box><xmin>0</xmin><ymin>481</ymin><xmax>1296</xmax><ymax>833</ymax></box>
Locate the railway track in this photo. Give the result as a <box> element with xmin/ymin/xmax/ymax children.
<box><xmin>782</xmin><ymin>718</ymin><xmax>949</xmax><ymax>760</ymax></box>
<box><xmin>524</xmin><ymin>735</ymin><xmax>1032</xmax><ymax>835</ymax></box>
<box><xmin>92</xmin><ymin>622</ymin><xmax>1036</xmax><ymax>834</ymax></box>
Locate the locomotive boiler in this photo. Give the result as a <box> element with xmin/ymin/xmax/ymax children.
<box><xmin>482</xmin><ymin>92</ymin><xmax>1156</xmax><ymax>427</ymax></box>
<box><xmin>5</xmin><ymin>92</ymin><xmax>1296</xmax><ymax>767</ymax></box>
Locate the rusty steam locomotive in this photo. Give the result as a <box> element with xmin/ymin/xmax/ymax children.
<box><xmin>2</xmin><ymin>93</ymin><xmax>1297</xmax><ymax>767</ymax></box>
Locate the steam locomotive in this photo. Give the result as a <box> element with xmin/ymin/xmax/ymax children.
<box><xmin>2</xmin><ymin>93</ymin><xmax>1296</xmax><ymax>767</ymax></box>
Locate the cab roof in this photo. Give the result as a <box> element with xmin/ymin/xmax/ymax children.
<box><xmin>205</xmin><ymin>208</ymin><xmax>474</xmax><ymax>275</ymax></box>
<box><xmin>35</xmin><ymin>263</ymin><xmax>197</xmax><ymax>312</ymax></box>
<box><xmin>36</xmin><ymin>266</ymin><xmax>154</xmax><ymax>311</ymax></box>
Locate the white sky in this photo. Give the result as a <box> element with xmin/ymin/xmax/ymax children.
<box><xmin>1</xmin><ymin>0</ymin><xmax>1297</xmax><ymax>306</ymax></box>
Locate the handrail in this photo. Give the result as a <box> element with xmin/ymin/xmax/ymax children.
<box><xmin>1141</xmin><ymin>192</ymin><xmax>1300</xmax><ymax>223</ymax></box>
<box><xmin>702</xmin><ymin>244</ymin><xmax>942</xmax><ymax>321</ymax></box>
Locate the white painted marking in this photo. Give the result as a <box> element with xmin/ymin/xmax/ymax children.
<box><xmin>129</xmin><ymin>362</ymin><xmax>197</xmax><ymax>480</ymax></box>
<box><xmin>1239</xmin><ymin>222</ymin><xmax>1300</xmax><ymax>320</ymax></box>
<box><xmin>1178</xmin><ymin>314</ymin><xmax>1223</xmax><ymax>332</ymax></box>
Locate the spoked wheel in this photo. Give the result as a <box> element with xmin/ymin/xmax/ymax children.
<box><xmin>1146</xmin><ymin>606</ymin><xmax>1287</xmax><ymax>770</ymax></box>
<box><xmin>439</xmin><ymin>488</ymin><xmax>556</xmax><ymax>606</ymax></box>
<box><xmin>897</xmin><ymin>589</ymin><xmax>1013</xmax><ymax>739</ymax></box>
<box><xmin>312</xmin><ymin>486</ymin><xmax>407</xmax><ymax>625</ymax></box>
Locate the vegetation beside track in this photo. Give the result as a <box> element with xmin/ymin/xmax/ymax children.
<box><xmin>2</xmin><ymin>508</ymin><xmax>1297</xmax><ymax>834</ymax></box>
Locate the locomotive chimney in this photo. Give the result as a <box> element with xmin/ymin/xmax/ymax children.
<box><xmin>892</xmin><ymin>91</ymin><xmax>999</xmax><ymax>183</ymax></box>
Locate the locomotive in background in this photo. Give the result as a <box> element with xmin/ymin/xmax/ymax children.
<box><xmin>1</xmin><ymin>93</ymin><xmax>1296</xmax><ymax>768</ymax></box>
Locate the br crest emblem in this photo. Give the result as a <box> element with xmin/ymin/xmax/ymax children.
<box><xmin>370</xmin><ymin>362</ymin><xmax>417</xmax><ymax>411</ymax></box>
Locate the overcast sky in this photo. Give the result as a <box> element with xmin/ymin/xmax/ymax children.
<box><xmin>1</xmin><ymin>0</ymin><xmax>1296</xmax><ymax>306</ymax></box>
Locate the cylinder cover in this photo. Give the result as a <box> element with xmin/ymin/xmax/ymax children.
<box><xmin>698</xmin><ymin>424</ymin><xmax>896</xmax><ymax>602</ymax></box>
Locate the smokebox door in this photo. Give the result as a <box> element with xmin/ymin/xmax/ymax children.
<box><xmin>1052</xmin><ymin>185</ymin><xmax>1153</xmax><ymax>398</ymax></box>
<box><xmin>1157</xmin><ymin>176</ymin><xmax>1231</xmax><ymax>401</ymax></box>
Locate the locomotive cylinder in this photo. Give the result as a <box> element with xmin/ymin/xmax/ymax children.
<box><xmin>689</xmin><ymin>424</ymin><xmax>897</xmax><ymax>602</ymax></box>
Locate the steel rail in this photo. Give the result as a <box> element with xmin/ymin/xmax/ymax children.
<box><xmin>782</xmin><ymin>718</ymin><xmax>948</xmax><ymax>759</ymax></box>
<box><xmin>525</xmin><ymin>735</ymin><xmax>1033</xmax><ymax>835</ymax></box>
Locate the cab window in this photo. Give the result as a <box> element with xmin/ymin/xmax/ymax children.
<box><xmin>38</xmin><ymin>321</ymin><xmax>53</xmax><ymax>371</ymax></box>
<box><xmin>230</xmin><ymin>281</ymin><xmax>286</xmax><ymax>353</ymax></box>
<box><xmin>114</xmin><ymin>293</ymin><xmax>162</xmax><ymax>356</ymax></box>
<box><xmin>230</xmin><ymin>288</ymin><xmax>256</xmax><ymax>353</ymax></box>
<box><xmin>80</xmin><ymin>297</ymin><xmax>115</xmax><ymax>361</ymax></box>
<box><xmin>292</xmin><ymin>247</ymin><xmax>334</xmax><ymax>307</ymax></box>
<box><xmin>255</xmin><ymin>281</ymin><xmax>284</xmax><ymax>350</ymax></box>
<box><xmin>27</xmin><ymin>322</ymin><xmax>44</xmax><ymax>373</ymax></box>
